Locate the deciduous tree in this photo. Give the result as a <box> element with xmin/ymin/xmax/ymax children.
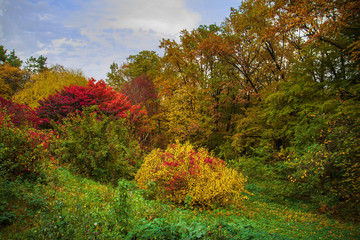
<box><xmin>12</xmin><ymin>67</ymin><xmax>87</xmax><ymax>108</ymax></box>
<box><xmin>121</xmin><ymin>50</ymin><xmax>161</xmax><ymax>81</ymax></box>
<box><xmin>106</xmin><ymin>51</ymin><xmax>160</xmax><ymax>91</ymax></box>
<box><xmin>0</xmin><ymin>64</ymin><xmax>27</xmax><ymax>95</ymax></box>
<box><xmin>106</xmin><ymin>62</ymin><xmax>125</xmax><ymax>91</ymax></box>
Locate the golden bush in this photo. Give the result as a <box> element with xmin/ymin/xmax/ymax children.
<box><xmin>136</xmin><ymin>142</ymin><xmax>247</xmax><ymax>208</ymax></box>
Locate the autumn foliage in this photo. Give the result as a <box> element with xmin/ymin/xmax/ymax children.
<box><xmin>136</xmin><ymin>142</ymin><xmax>247</xmax><ymax>208</ymax></box>
<box><xmin>0</xmin><ymin>108</ymin><xmax>53</xmax><ymax>180</ymax></box>
<box><xmin>12</xmin><ymin>68</ymin><xmax>87</xmax><ymax>109</ymax></box>
<box><xmin>52</xmin><ymin>108</ymin><xmax>141</xmax><ymax>184</ymax></box>
<box><xmin>0</xmin><ymin>0</ymin><xmax>358</xmax><ymax>229</ymax></box>
<box><xmin>0</xmin><ymin>96</ymin><xmax>39</xmax><ymax>128</ymax></box>
<box><xmin>121</xmin><ymin>75</ymin><xmax>158</xmax><ymax>116</ymax></box>
<box><xmin>35</xmin><ymin>78</ymin><xmax>145</xmax><ymax>129</ymax></box>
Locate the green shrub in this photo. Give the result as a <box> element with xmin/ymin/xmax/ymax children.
<box><xmin>52</xmin><ymin>107</ymin><xmax>142</xmax><ymax>184</ymax></box>
<box><xmin>230</xmin><ymin>80</ymin><xmax>360</xmax><ymax>218</ymax></box>
<box><xmin>0</xmin><ymin>108</ymin><xmax>52</xmax><ymax>180</ymax></box>
<box><xmin>0</xmin><ymin>178</ymin><xmax>47</xmax><ymax>229</ymax></box>
<box><xmin>114</xmin><ymin>180</ymin><xmax>131</xmax><ymax>234</ymax></box>
<box><xmin>284</xmin><ymin>96</ymin><xmax>360</xmax><ymax>216</ymax></box>
<box><xmin>0</xmin><ymin>180</ymin><xmax>16</xmax><ymax>226</ymax></box>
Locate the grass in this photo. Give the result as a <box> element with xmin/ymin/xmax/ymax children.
<box><xmin>1</xmin><ymin>165</ymin><xmax>359</xmax><ymax>239</ymax></box>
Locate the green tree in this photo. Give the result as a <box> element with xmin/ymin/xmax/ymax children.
<box><xmin>5</xmin><ymin>50</ymin><xmax>22</xmax><ymax>68</ymax></box>
<box><xmin>0</xmin><ymin>46</ymin><xmax>23</xmax><ymax>68</ymax></box>
<box><xmin>106</xmin><ymin>62</ymin><xmax>125</xmax><ymax>91</ymax></box>
<box><xmin>24</xmin><ymin>55</ymin><xmax>48</xmax><ymax>73</ymax></box>
<box><xmin>106</xmin><ymin>51</ymin><xmax>160</xmax><ymax>91</ymax></box>
<box><xmin>122</xmin><ymin>50</ymin><xmax>160</xmax><ymax>80</ymax></box>
<box><xmin>0</xmin><ymin>45</ymin><xmax>8</xmax><ymax>65</ymax></box>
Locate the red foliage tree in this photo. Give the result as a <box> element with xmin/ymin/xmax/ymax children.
<box><xmin>0</xmin><ymin>96</ymin><xmax>39</xmax><ymax>128</ymax></box>
<box><xmin>35</xmin><ymin>78</ymin><xmax>145</xmax><ymax>129</ymax></box>
<box><xmin>121</xmin><ymin>75</ymin><xmax>158</xmax><ymax>116</ymax></box>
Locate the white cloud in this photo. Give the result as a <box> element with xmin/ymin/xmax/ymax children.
<box><xmin>36</xmin><ymin>48</ymin><xmax>61</xmax><ymax>56</ymax></box>
<box><xmin>52</xmin><ymin>38</ymin><xmax>87</xmax><ymax>48</ymax></box>
<box><xmin>66</xmin><ymin>0</ymin><xmax>201</xmax><ymax>43</ymax></box>
<box><xmin>35</xmin><ymin>38</ymin><xmax>87</xmax><ymax>56</ymax></box>
<box><xmin>38</xmin><ymin>13</ymin><xmax>54</xmax><ymax>21</ymax></box>
<box><xmin>37</xmin><ymin>41</ymin><xmax>45</xmax><ymax>49</ymax></box>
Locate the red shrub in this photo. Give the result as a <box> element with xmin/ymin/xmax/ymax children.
<box><xmin>35</xmin><ymin>78</ymin><xmax>146</xmax><ymax>128</ymax></box>
<box><xmin>0</xmin><ymin>108</ymin><xmax>54</xmax><ymax>180</ymax></box>
<box><xmin>0</xmin><ymin>96</ymin><xmax>39</xmax><ymax>128</ymax></box>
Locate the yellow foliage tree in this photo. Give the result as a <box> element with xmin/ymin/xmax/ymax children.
<box><xmin>0</xmin><ymin>63</ymin><xmax>27</xmax><ymax>96</ymax></box>
<box><xmin>12</xmin><ymin>67</ymin><xmax>87</xmax><ymax>109</ymax></box>
<box><xmin>156</xmin><ymin>30</ymin><xmax>224</xmax><ymax>145</ymax></box>
<box><xmin>0</xmin><ymin>79</ymin><xmax>13</xmax><ymax>100</ymax></box>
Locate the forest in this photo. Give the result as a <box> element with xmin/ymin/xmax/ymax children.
<box><xmin>0</xmin><ymin>0</ymin><xmax>359</xmax><ymax>239</ymax></box>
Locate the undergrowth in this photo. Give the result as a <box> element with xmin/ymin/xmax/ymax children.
<box><xmin>1</xmin><ymin>166</ymin><xmax>359</xmax><ymax>239</ymax></box>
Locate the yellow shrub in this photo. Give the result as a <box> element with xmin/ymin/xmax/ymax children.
<box><xmin>136</xmin><ymin>142</ymin><xmax>247</xmax><ymax>208</ymax></box>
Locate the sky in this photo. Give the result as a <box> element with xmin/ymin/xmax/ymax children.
<box><xmin>0</xmin><ymin>0</ymin><xmax>241</xmax><ymax>80</ymax></box>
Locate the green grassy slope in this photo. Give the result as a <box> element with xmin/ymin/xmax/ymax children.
<box><xmin>1</xmin><ymin>166</ymin><xmax>359</xmax><ymax>239</ymax></box>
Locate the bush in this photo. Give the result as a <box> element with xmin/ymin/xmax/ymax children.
<box><xmin>0</xmin><ymin>96</ymin><xmax>39</xmax><ymax>128</ymax></box>
<box><xmin>283</xmin><ymin>96</ymin><xmax>360</xmax><ymax>216</ymax></box>
<box><xmin>0</xmin><ymin>108</ymin><xmax>52</xmax><ymax>180</ymax></box>
<box><xmin>36</xmin><ymin>79</ymin><xmax>145</xmax><ymax>129</ymax></box>
<box><xmin>0</xmin><ymin>180</ymin><xmax>16</xmax><ymax>226</ymax></box>
<box><xmin>53</xmin><ymin>107</ymin><xmax>141</xmax><ymax>184</ymax></box>
<box><xmin>0</xmin><ymin>179</ymin><xmax>47</xmax><ymax>228</ymax></box>
<box><xmin>136</xmin><ymin>142</ymin><xmax>247</xmax><ymax>208</ymax></box>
